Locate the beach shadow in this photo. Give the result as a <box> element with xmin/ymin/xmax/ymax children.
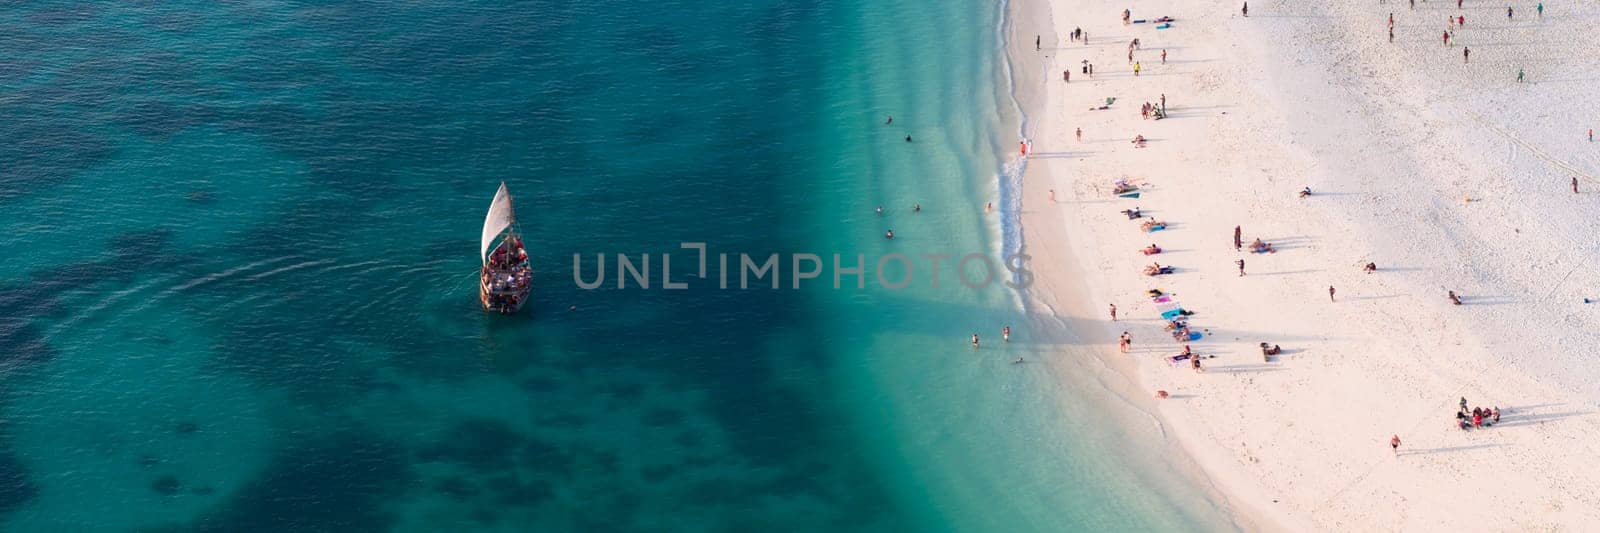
<box><xmin>1371</xmin><ymin>267</ymin><xmax>1428</xmax><ymax>272</ymax></box>
<box><xmin>1252</xmin><ymin>269</ymin><xmax>1321</xmax><ymax>277</ymax></box>
<box><xmin>1401</xmin><ymin>443</ymin><xmax>1502</xmax><ymax>456</ymax></box>
<box><xmin>1029</xmin><ymin>151</ymin><xmax>1091</xmax><ymax>159</ymax></box>
<box><xmin>1464</xmin><ymin>295</ymin><xmax>1516</xmax><ymax>305</ymax></box>
<box><xmin>1347</xmin><ymin>294</ymin><xmax>1403</xmax><ymax>302</ymax></box>
<box><xmin>1492</xmin><ymin>410</ymin><xmax>1594</xmax><ymax>428</ymax></box>
<box><xmin>1212</xmin><ymin>363</ymin><xmax>1281</xmax><ymax>374</ymax></box>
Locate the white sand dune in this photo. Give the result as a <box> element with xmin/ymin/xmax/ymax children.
<box><xmin>1013</xmin><ymin>0</ymin><xmax>1600</xmax><ymax>529</ymax></box>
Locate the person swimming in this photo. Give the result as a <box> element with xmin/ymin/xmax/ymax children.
<box><xmin>905</xmin><ymin>134</ymin><xmax>913</xmax><ymax>142</ymax></box>
<box><xmin>876</xmin><ymin>205</ymin><xmax>883</xmax><ymax>215</ymax></box>
<box><xmin>885</xmin><ymin>229</ymin><xmax>895</xmax><ymax>239</ymax></box>
<box><xmin>972</xmin><ymin>333</ymin><xmax>980</xmax><ymax>347</ymax></box>
<box><xmin>913</xmin><ymin>203</ymin><xmax>921</xmax><ymax>212</ymax></box>
<box><xmin>1002</xmin><ymin>326</ymin><xmax>1011</xmax><ymax>342</ymax></box>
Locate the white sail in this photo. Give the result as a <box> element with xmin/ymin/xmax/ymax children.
<box><xmin>481</xmin><ymin>182</ymin><xmax>515</xmax><ymax>263</ymax></box>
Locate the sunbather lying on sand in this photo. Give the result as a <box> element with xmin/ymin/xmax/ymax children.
<box><xmin>1144</xmin><ymin>263</ymin><xmax>1174</xmax><ymax>276</ymax></box>
<box><xmin>1131</xmin><ymin>135</ymin><xmax>1147</xmax><ymax>147</ymax></box>
<box><xmin>1121</xmin><ymin>207</ymin><xmax>1142</xmax><ymax>219</ymax></box>
<box><xmin>1142</xmin><ymin>244</ymin><xmax>1161</xmax><ymax>255</ymax></box>
<box><xmin>1140</xmin><ymin>220</ymin><xmax>1166</xmax><ymax>232</ymax></box>
<box><xmin>1250</xmin><ymin>238</ymin><xmax>1275</xmax><ymax>253</ymax></box>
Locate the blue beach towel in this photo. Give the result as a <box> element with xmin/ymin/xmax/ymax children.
<box><xmin>1160</xmin><ymin>309</ymin><xmax>1184</xmax><ymax>320</ymax></box>
<box><xmin>1188</xmin><ymin>331</ymin><xmax>1203</xmax><ymax>341</ymax></box>
<box><xmin>1156</xmin><ymin>23</ymin><xmax>1172</xmax><ymax>29</ymax></box>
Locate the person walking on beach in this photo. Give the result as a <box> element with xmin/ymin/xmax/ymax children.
<box><xmin>1460</xmin><ymin>397</ymin><xmax>1469</xmax><ymax>412</ymax></box>
<box><xmin>1517</xmin><ymin>68</ymin><xmax>1525</xmax><ymax>82</ymax></box>
<box><xmin>1064</xmin><ymin>70</ymin><xmax>1070</xmax><ymax>82</ymax></box>
<box><xmin>1036</xmin><ymin>35</ymin><xmax>1041</xmax><ymax>51</ymax></box>
<box><xmin>1049</xmin><ymin>189</ymin><xmax>1056</xmax><ymax>202</ymax></box>
<box><xmin>1589</xmin><ymin>128</ymin><xmax>1593</xmax><ymax>142</ymax></box>
<box><xmin>1410</xmin><ymin>0</ymin><xmax>1415</xmax><ymax>10</ymax></box>
<box><xmin>1389</xmin><ymin>26</ymin><xmax>1394</xmax><ymax>42</ymax></box>
<box><xmin>1389</xmin><ymin>13</ymin><xmax>1394</xmax><ymax>28</ymax></box>
<box><xmin>1457</xmin><ymin>0</ymin><xmax>1463</xmax><ymax>8</ymax></box>
<box><xmin>1464</xmin><ymin>47</ymin><xmax>1470</xmax><ymax>63</ymax></box>
<box><xmin>1459</xmin><ymin>15</ymin><xmax>1465</xmax><ymax>27</ymax></box>
<box><xmin>1538</xmin><ymin>3</ymin><xmax>1544</xmax><ymax>17</ymax></box>
<box><xmin>1234</xmin><ymin>225</ymin><xmax>1243</xmax><ymax>251</ymax></box>
<box><xmin>1161</xmin><ymin>49</ymin><xmax>1167</xmax><ymax>63</ymax></box>
<box><xmin>1391</xmin><ymin>435</ymin><xmax>1401</xmax><ymax>456</ymax></box>
<box><xmin>1507</xmin><ymin>6</ymin><xmax>1514</xmax><ymax>19</ymax></box>
<box><xmin>1236</xmin><ymin>259</ymin><xmax>1246</xmax><ymax>276</ymax></box>
<box><xmin>1573</xmin><ymin>176</ymin><xmax>1579</xmax><ymax>194</ymax></box>
<box><xmin>1119</xmin><ymin>332</ymin><xmax>1131</xmax><ymax>353</ymax></box>
<box><xmin>1110</xmin><ymin>303</ymin><xmax>1118</xmax><ymax>321</ymax></box>
<box><xmin>1242</xmin><ymin>2</ymin><xmax>1249</xmax><ymax>17</ymax></box>
<box><xmin>1493</xmin><ymin>406</ymin><xmax>1501</xmax><ymax>423</ymax></box>
<box><xmin>1083</xmin><ymin>30</ymin><xmax>1089</xmax><ymax>45</ymax></box>
<box><xmin>1329</xmin><ymin>285</ymin><xmax>1337</xmax><ymax>302</ymax></box>
<box><xmin>1161</xmin><ymin>93</ymin><xmax>1166</xmax><ymax>109</ymax></box>
<box><xmin>1134</xmin><ymin>62</ymin><xmax>1141</xmax><ymax>76</ymax></box>
<box><xmin>1128</xmin><ymin>49</ymin><xmax>1135</xmax><ymax>64</ymax></box>
<box><xmin>1443</xmin><ymin>31</ymin><xmax>1451</xmax><ymax>46</ymax></box>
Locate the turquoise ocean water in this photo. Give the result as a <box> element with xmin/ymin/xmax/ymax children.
<box><xmin>0</xmin><ymin>1</ymin><xmax>1234</xmax><ymax>531</ymax></box>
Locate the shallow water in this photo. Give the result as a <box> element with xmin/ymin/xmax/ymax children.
<box><xmin>0</xmin><ymin>1</ymin><xmax>1232</xmax><ymax>531</ymax></box>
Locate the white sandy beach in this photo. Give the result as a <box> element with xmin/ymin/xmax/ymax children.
<box><xmin>1012</xmin><ymin>0</ymin><xmax>1600</xmax><ymax>529</ymax></box>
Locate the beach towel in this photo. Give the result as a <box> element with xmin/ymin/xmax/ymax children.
<box><xmin>1152</xmin><ymin>296</ymin><xmax>1171</xmax><ymax>303</ymax></box>
<box><xmin>1167</xmin><ymin>353</ymin><xmax>1192</xmax><ymax>366</ymax></box>
<box><xmin>1188</xmin><ymin>331</ymin><xmax>1203</xmax><ymax>341</ymax></box>
<box><xmin>1156</xmin><ymin>23</ymin><xmax>1172</xmax><ymax>29</ymax></box>
<box><xmin>1160</xmin><ymin>308</ymin><xmax>1184</xmax><ymax>320</ymax></box>
<box><xmin>1132</xmin><ymin>19</ymin><xmax>1147</xmax><ymax>23</ymax></box>
<box><xmin>1119</xmin><ymin>192</ymin><xmax>1141</xmax><ymax>199</ymax></box>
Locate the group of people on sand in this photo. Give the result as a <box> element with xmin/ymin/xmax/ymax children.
<box><xmin>1456</xmin><ymin>398</ymin><xmax>1501</xmax><ymax>430</ymax></box>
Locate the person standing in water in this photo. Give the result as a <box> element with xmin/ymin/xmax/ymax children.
<box><xmin>972</xmin><ymin>333</ymin><xmax>980</xmax><ymax>348</ymax></box>
<box><xmin>905</xmin><ymin>134</ymin><xmax>912</xmax><ymax>142</ymax></box>
<box><xmin>885</xmin><ymin>116</ymin><xmax>893</xmax><ymax>124</ymax></box>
